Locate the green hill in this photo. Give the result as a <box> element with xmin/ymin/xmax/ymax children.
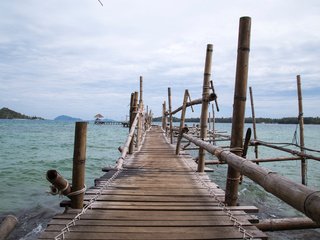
<box><xmin>0</xmin><ymin>107</ymin><xmax>43</xmax><ymax>120</ymax></box>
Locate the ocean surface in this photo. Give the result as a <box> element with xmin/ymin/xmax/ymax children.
<box><xmin>0</xmin><ymin>120</ymin><xmax>319</xmax><ymax>239</ymax></box>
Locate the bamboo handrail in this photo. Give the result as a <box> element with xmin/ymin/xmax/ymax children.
<box><xmin>252</xmin><ymin>140</ymin><xmax>320</xmax><ymax>161</ymax></box>
<box><xmin>115</xmin><ymin>109</ymin><xmax>142</xmax><ymax>169</ymax></box>
<box><xmin>169</xmin><ymin>93</ymin><xmax>216</xmax><ymax>116</ymax></box>
<box><xmin>182</xmin><ymin>133</ymin><xmax>320</xmax><ymax>224</ymax></box>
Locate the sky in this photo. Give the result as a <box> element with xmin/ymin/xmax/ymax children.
<box><xmin>0</xmin><ymin>1</ymin><xmax>319</xmax><ymax>120</ymax></box>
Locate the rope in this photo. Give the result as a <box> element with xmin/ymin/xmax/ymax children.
<box><xmin>54</xmin><ymin>169</ymin><xmax>123</xmax><ymax>240</ymax></box>
<box><xmin>67</xmin><ymin>185</ymin><xmax>86</xmax><ymax>197</ymax></box>
<box><xmin>182</xmin><ymin>157</ymin><xmax>255</xmax><ymax>240</ymax></box>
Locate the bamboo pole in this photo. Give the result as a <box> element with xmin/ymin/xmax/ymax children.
<box><xmin>198</xmin><ymin>44</ymin><xmax>213</xmax><ymax>172</ymax></box>
<box><xmin>176</xmin><ymin>90</ymin><xmax>189</xmax><ymax>154</ymax></box>
<box><xmin>297</xmin><ymin>75</ymin><xmax>307</xmax><ymax>185</ymax></box>
<box><xmin>249</xmin><ymin>86</ymin><xmax>258</xmax><ymax>159</ymax></box>
<box><xmin>71</xmin><ymin>122</ymin><xmax>87</xmax><ymax>209</ymax></box>
<box><xmin>0</xmin><ymin>215</ymin><xmax>18</xmax><ymax>240</ymax></box>
<box><xmin>162</xmin><ymin>101</ymin><xmax>167</xmax><ymax>130</ymax></box>
<box><xmin>170</xmin><ymin>94</ymin><xmax>216</xmax><ymax>116</ymax></box>
<box><xmin>128</xmin><ymin>93</ymin><xmax>135</xmax><ymax>154</ymax></box>
<box><xmin>138</xmin><ymin>76</ymin><xmax>144</xmax><ymax>145</ymax></box>
<box><xmin>225</xmin><ymin>17</ymin><xmax>251</xmax><ymax>206</ymax></box>
<box><xmin>46</xmin><ymin>170</ymin><xmax>71</xmax><ymax>195</ymax></box>
<box><xmin>182</xmin><ymin>133</ymin><xmax>320</xmax><ymax>224</ymax></box>
<box><xmin>168</xmin><ymin>87</ymin><xmax>173</xmax><ymax>144</ymax></box>
<box><xmin>211</xmin><ymin>103</ymin><xmax>215</xmax><ymax>144</ymax></box>
<box><xmin>205</xmin><ymin>156</ymin><xmax>303</xmax><ymax>165</ymax></box>
<box><xmin>129</xmin><ymin>92</ymin><xmax>138</xmax><ymax>152</ymax></box>
<box><xmin>252</xmin><ymin>140</ymin><xmax>320</xmax><ymax>161</ymax></box>
<box><xmin>116</xmin><ymin>108</ymin><xmax>141</xmax><ymax>169</ymax></box>
<box><xmin>256</xmin><ymin>217</ymin><xmax>319</xmax><ymax>231</ymax></box>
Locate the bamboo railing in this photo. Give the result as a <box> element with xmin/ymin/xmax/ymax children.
<box><xmin>160</xmin><ymin>16</ymin><xmax>320</xmax><ymax>229</ymax></box>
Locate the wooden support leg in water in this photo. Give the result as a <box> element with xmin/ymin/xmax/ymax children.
<box><xmin>71</xmin><ymin>122</ymin><xmax>87</xmax><ymax>209</ymax></box>
<box><xmin>225</xmin><ymin>16</ymin><xmax>251</xmax><ymax>206</ymax></box>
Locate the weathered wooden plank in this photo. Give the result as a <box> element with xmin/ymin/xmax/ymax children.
<box><xmin>39</xmin><ymin>226</ymin><xmax>267</xmax><ymax>239</ymax></box>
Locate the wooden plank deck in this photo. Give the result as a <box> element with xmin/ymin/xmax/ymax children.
<box><xmin>39</xmin><ymin>126</ymin><xmax>267</xmax><ymax>240</ymax></box>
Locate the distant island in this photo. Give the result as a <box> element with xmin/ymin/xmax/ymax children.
<box><xmin>153</xmin><ymin>116</ymin><xmax>320</xmax><ymax>124</ymax></box>
<box><xmin>0</xmin><ymin>107</ymin><xmax>44</xmax><ymax>120</ymax></box>
<box><xmin>54</xmin><ymin>115</ymin><xmax>82</xmax><ymax>122</ymax></box>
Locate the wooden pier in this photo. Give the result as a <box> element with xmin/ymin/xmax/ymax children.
<box><xmin>39</xmin><ymin>126</ymin><xmax>266</xmax><ymax>240</ymax></box>
<box><xmin>37</xmin><ymin>16</ymin><xmax>320</xmax><ymax>240</ymax></box>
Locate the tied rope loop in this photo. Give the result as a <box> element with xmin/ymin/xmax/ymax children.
<box><xmin>67</xmin><ymin>185</ymin><xmax>86</xmax><ymax>197</ymax></box>
<box><xmin>182</xmin><ymin>156</ymin><xmax>254</xmax><ymax>240</ymax></box>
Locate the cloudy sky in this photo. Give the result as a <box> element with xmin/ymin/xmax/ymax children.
<box><xmin>0</xmin><ymin>1</ymin><xmax>319</xmax><ymax>120</ymax></box>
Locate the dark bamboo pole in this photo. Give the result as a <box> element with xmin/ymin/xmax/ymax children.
<box><xmin>297</xmin><ymin>75</ymin><xmax>307</xmax><ymax>185</ymax></box>
<box><xmin>71</xmin><ymin>122</ymin><xmax>87</xmax><ymax>209</ymax></box>
<box><xmin>168</xmin><ymin>87</ymin><xmax>173</xmax><ymax>144</ymax></box>
<box><xmin>197</xmin><ymin>44</ymin><xmax>213</xmax><ymax>172</ymax></box>
<box><xmin>249</xmin><ymin>86</ymin><xmax>259</xmax><ymax>159</ymax></box>
<box><xmin>225</xmin><ymin>16</ymin><xmax>251</xmax><ymax>206</ymax></box>
<box><xmin>128</xmin><ymin>93</ymin><xmax>135</xmax><ymax>154</ymax></box>
<box><xmin>162</xmin><ymin>101</ymin><xmax>166</xmax><ymax>130</ymax></box>
<box><xmin>176</xmin><ymin>90</ymin><xmax>189</xmax><ymax>154</ymax></box>
<box><xmin>129</xmin><ymin>92</ymin><xmax>138</xmax><ymax>152</ymax></box>
<box><xmin>211</xmin><ymin>103</ymin><xmax>216</xmax><ymax>144</ymax></box>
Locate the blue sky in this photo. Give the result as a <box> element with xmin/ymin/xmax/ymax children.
<box><xmin>0</xmin><ymin>1</ymin><xmax>319</xmax><ymax>120</ymax></box>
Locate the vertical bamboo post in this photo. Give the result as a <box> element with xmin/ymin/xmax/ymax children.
<box><xmin>136</xmin><ymin>77</ymin><xmax>143</xmax><ymax>148</ymax></box>
<box><xmin>162</xmin><ymin>102</ymin><xmax>166</xmax><ymax>130</ymax></box>
<box><xmin>168</xmin><ymin>87</ymin><xmax>173</xmax><ymax>144</ymax></box>
<box><xmin>249</xmin><ymin>86</ymin><xmax>259</xmax><ymax>159</ymax></box>
<box><xmin>71</xmin><ymin>122</ymin><xmax>87</xmax><ymax>209</ymax></box>
<box><xmin>176</xmin><ymin>90</ymin><xmax>189</xmax><ymax>154</ymax></box>
<box><xmin>211</xmin><ymin>103</ymin><xmax>216</xmax><ymax>144</ymax></box>
<box><xmin>225</xmin><ymin>16</ymin><xmax>251</xmax><ymax>206</ymax></box>
<box><xmin>128</xmin><ymin>93</ymin><xmax>135</xmax><ymax>154</ymax></box>
<box><xmin>197</xmin><ymin>44</ymin><xmax>213</xmax><ymax>172</ymax></box>
<box><xmin>130</xmin><ymin>92</ymin><xmax>138</xmax><ymax>152</ymax></box>
<box><xmin>297</xmin><ymin>75</ymin><xmax>307</xmax><ymax>185</ymax></box>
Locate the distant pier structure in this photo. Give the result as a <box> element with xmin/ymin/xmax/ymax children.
<box><xmin>94</xmin><ymin>113</ymin><xmax>128</xmax><ymax>127</ymax></box>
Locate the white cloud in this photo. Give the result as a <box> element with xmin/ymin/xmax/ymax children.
<box><xmin>0</xmin><ymin>0</ymin><xmax>319</xmax><ymax>119</ymax></box>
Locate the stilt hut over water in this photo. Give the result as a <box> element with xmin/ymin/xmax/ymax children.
<box><xmin>94</xmin><ymin>113</ymin><xmax>104</xmax><ymax>124</ymax></box>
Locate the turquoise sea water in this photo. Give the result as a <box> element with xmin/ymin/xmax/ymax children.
<box><xmin>0</xmin><ymin>120</ymin><xmax>319</xmax><ymax>239</ymax></box>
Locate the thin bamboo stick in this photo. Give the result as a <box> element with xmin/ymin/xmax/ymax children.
<box><xmin>225</xmin><ymin>16</ymin><xmax>251</xmax><ymax>206</ymax></box>
<box><xmin>252</xmin><ymin>140</ymin><xmax>320</xmax><ymax>161</ymax></box>
<box><xmin>249</xmin><ymin>86</ymin><xmax>258</xmax><ymax>159</ymax></box>
<box><xmin>198</xmin><ymin>44</ymin><xmax>213</xmax><ymax>172</ymax></box>
<box><xmin>176</xmin><ymin>90</ymin><xmax>189</xmax><ymax>154</ymax></box>
<box><xmin>297</xmin><ymin>75</ymin><xmax>307</xmax><ymax>185</ymax></box>
<box><xmin>205</xmin><ymin>156</ymin><xmax>303</xmax><ymax>165</ymax></box>
<box><xmin>168</xmin><ymin>87</ymin><xmax>173</xmax><ymax>144</ymax></box>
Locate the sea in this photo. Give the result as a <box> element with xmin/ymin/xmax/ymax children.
<box><xmin>0</xmin><ymin>120</ymin><xmax>319</xmax><ymax>239</ymax></box>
